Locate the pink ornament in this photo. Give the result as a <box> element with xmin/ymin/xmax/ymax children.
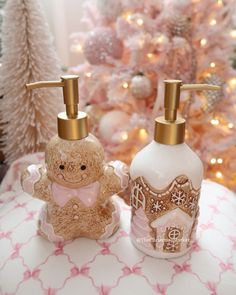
<box><xmin>83</xmin><ymin>27</ymin><xmax>123</xmax><ymax>65</ymax></box>
<box><xmin>130</xmin><ymin>74</ymin><xmax>153</xmax><ymax>100</ymax></box>
<box><xmin>98</xmin><ymin>110</ymin><xmax>130</xmax><ymax>143</ymax></box>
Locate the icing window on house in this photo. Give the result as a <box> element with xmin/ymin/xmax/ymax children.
<box><xmin>131</xmin><ymin>182</ymin><xmax>145</xmax><ymax>209</ymax></box>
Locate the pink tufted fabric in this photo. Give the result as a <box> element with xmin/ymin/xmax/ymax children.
<box><xmin>0</xmin><ymin>153</ymin><xmax>236</xmax><ymax>294</ymax></box>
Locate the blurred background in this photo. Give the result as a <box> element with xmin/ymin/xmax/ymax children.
<box><xmin>40</xmin><ymin>0</ymin><xmax>236</xmax><ymax>67</ymax></box>
<box><xmin>41</xmin><ymin>0</ymin><xmax>93</xmax><ymax>66</ymax></box>
<box><xmin>1</xmin><ymin>0</ymin><xmax>236</xmax><ymax>190</ymax></box>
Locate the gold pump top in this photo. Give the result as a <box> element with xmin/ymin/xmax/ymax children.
<box><xmin>26</xmin><ymin>75</ymin><xmax>88</xmax><ymax>140</ymax></box>
<box><xmin>154</xmin><ymin>80</ymin><xmax>220</xmax><ymax>145</ymax></box>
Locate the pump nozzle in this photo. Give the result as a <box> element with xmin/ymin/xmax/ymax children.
<box><xmin>163</xmin><ymin>80</ymin><xmax>220</xmax><ymax>123</ymax></box>
<box><xmin>181</xmin><ymin>84</ymin><xmax>220</xmax><ymax>91</ymax></box>
<box><xmin>164</xmin><ymin>80</ymin><xmax>181</xmax><ymax>122</ymax></box>
<box><xmin>26</xmin><ymin>75</ymin><xmax>88</xmax><ymax>140</ymax></box>
<box><xmin>26</xmin><ymin>75</ymin><xmax>79</xmax><ymax>119</ymax></box>
<box><xmin>155</xmin><ymin>79</ymin><xmax>221</xmax><ymax>145</ymax></box>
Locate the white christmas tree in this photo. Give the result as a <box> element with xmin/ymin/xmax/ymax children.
<box><xmin>0</xmin><ymin>0</ymin><xmax>62</xmax><ymax>164</ymax></box>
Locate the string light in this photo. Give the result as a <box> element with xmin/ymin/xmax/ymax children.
<box><xmin>210</xmin><ymin>62</ymin><xmax>216</xmax><ymax>68</ymax></box>
<box><xmin>122</xmin><ymin>82</ymin><xmax>129</xmax><ymax>89</ymax></box>
<box><xmin>76</xmin><ymin>44</ymin><xmax>83</xmax><ymax>52</ymax></box>
<box><xmin>216</xmin><ymin>171</ymin><xmax>223</xmax><ymax>179</ymax></box>
<box><xmin>156</xmin><ymin>35</ymin><xmax>164</xmax><ymax>44</ymax></box>
<box><xmin>229</xmin><ymin>78</ymin><xmax>236</xmax><ymax>88</ymax></box>
<box><xmin>139</xmin><ymin>128</ymin><xmax>148</xmax><ymax>141</ymax></box>
<box><xmin>210</xmin><ymin>158</ymin><xmax>217</xmax><ymax>164</ymax></box>
<box><xmin>210</xmin><ymin>19</ymin><xmax>217</xmax><ymax>26</ymax></box>
<box><xmin>200</xmin><ymin>39</ymin><xmax>207</xmax><ymax>46</ymax></box>
<box><xmin>122</xmin><ymin>11</ymin><xmax>132</xmax><ymax>23</ymax></box>
<box><xmin>210</xmin><ymin>118</ymin><xmax>219</xmax><ymax>125</ymax></box>
<box><xmin>185</xmin><ymin>129</ymin><xmax>189</xmax><ymax>140</ymax></box>
<box><xmin>126</xmin><ymin>14</ymin><xmax>132</xmax><ymax>23</ymax></box>
<box><xmin>147</xmin><ymin>53</ymin><xmax>153</xmax><ymax>59</ymax></box>
<box><xmin>70</xmin><ymin>44</ymin><xmax>83</xmax><ymax>53</ymax></box>
<box><xmin>230</xmin><ymin>30</ymin><xmax>236</xmax><ymax>38</ymax></box>
<box><xmin>217</xmin><ymin>0</ymin><xmax>223</xmax><ymax>6</ymax></box>
<box><xmin>228</xmin><ymin>123</ymin><xmax>234</xmax><ymax>129</ymax></box>
<box><xmin>121</xmin><ymin>132</ymin><xmax>128</xmax><ymax>141</ymax></box>
<box><xmin>210</xmin><ymin>158</ymin><xmax>223</xmax><ymax>164</ymax></box>
<box><xmin>136</xmin><ymin>18</ymin><xmax>144</xmax><ymax>26</ymax></box>
<box><xmin>217</xmin><ymin>158</ymin><xmax>223</xmax><ymax>164</ymax></box>
<box><xmin>85</xmin><ymin>72</ymin><xmax>92</xmax><ymax>78</ymax></box>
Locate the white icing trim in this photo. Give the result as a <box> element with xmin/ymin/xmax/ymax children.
<box><xmin>39</xmin><ymin>205</ymin><xmax>64</xmax><ymax>242</ymax></box>
<box><xmin>99</xmin><ymin>201</ymin><xmax>120</xmax><ymax>239</ymax></box>
<box><xmin>22</xmin><ymin>164</ymin><xmax>42</xmax><ymax>195</ymax></box>
<box><xmin>109</xmin><ymin>161</ymin><xmax>129</xmax><ymax>189</ymax></box>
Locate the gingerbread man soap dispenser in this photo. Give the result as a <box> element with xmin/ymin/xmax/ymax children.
<box><xmin>130</xmin><ymin>80</ymin><xmax>220</xmax><ymax>258</ymax></box>
<box><xmin>21</xmin><ymin>75</ymin><xmax>129</xmax><ymax>242</ymax></box>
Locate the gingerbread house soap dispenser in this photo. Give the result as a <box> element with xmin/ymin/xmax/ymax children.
<box><xmin>21</xmin><ymin>75</ymin><xmax>129</xmax><ymax>242</ymax></box>
<box><xmin>130</xmin><ymin>80</ymin><xmax>220</xmax><ymax>258</ymax></box>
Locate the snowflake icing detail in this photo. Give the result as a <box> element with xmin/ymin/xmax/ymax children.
<box><xmin>150</xmin><ymin>198</ymin><xmax>165</xmax><ymax>213</ymax></box>
<box><xmin>171</xmin><ymin>190</ymin><xmax>186</xmax><ymax>206</ymax></box>
<box><xmin>188</xmin><ymin>197</ymin><xmax>198</xmax><ymax>213</ymax></box>
<box><xmin>188</xmin><ymin>200</ymin><xmax>196</xmax><ymax>210</ymax></box>
<box><xmin>165</xmin><ymin>241</ymin><xmax>179</xmax><ymax>252</ymax></box>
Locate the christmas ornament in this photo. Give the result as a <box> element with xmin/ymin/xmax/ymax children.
<box><xmin>98</xmin><ymin>110</ymin><xmax>130</xmax><ymax>144</ymax></box>
<box><xmin>167</xmin><ymin>15</ymin><xmax>191</xmax><ymax>37</ymax></box>
<box><xmin>202</xmin><ymin>74</ymin><xmax>224</xmax><ymax>113</ymax></box>
<box><xmin>130</xmin><ymin>74</ymin><xmax>153</xmax><ymax>100</ymax></box>
<box><xmin>97</xmin><ymin>0</ymin><xmax>122</xmax><ymax>22</ymax></box>
<box><xmin>83</xmin><ymin>27</ymin><xmax>123</xmax><ymax>65</ymax></box>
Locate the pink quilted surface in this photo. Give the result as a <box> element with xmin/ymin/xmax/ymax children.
<box><xmin>0</xmin><ymin>153</ymin><xmax>236</xmax><ymax>295</ymax></box>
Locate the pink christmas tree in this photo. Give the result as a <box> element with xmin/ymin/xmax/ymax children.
<box><xmin>70</xmin><ymin>0</ymin><xmax>236</xmax><ymax>189</ymax></box>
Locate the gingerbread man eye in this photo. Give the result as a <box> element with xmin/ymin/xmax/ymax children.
<box><xmin>80</xmin><ymin>165</ymin><xmax>86</xmax><ymax>171</ymax></box>
<box><xmin>59</xmin><ymin>164</ymin><xmax>65</xmax><ymax>170</ymax></box>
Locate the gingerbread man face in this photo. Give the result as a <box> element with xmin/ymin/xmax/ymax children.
<box><xmin>45</xmin><ymin>134</ymin><xmax>105</xmax><ymax>188</ymax></box>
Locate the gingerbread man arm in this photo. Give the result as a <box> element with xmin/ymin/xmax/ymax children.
<box><xmin>21</xmin><ymin>164</ymin><xmax>52</xmax><ymax>202</ymax></box>
<box><xmin>99</xmin><ymin>161</ymin><xmax>130</xmax><ymax>199</ymax></box>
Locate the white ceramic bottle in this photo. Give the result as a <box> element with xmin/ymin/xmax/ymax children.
<box><xmin>130</xmin><ymin>80</ymin><xmax>220</xmax><ymax>258</ymax></box>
